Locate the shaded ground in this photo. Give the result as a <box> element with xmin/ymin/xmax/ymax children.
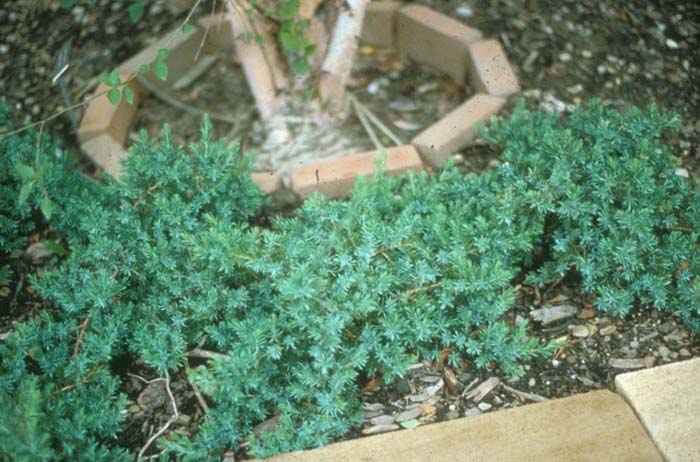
<box><xmin>1</xmin><ymin>0</ymin><xmax>699</xmax><ymax>458</ymax></box>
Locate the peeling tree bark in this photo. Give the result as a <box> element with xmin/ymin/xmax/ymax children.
<box><xmin>227</xmin><ymin>0</ymin><xmax>287</xmax><ymax>120</ymax></box>
<box><xmin>318</xmin><ymin>0</ymin><xmax>369</xmax><ymax>110</ymax></box>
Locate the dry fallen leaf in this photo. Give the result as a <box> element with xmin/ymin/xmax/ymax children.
<box><xmin>435</xmin><ymin>348</ymin><xmax>452</xmax><ymax>369</ymax></box>
<box><xmin>361</xmin><ymin>378</ymin><xmax>382</xmax><ymax>393</ymax></box>
<box><xmin>420</xmin><ymin>402</ymin><xmax>436</xmax><ymax>417</ymax></box>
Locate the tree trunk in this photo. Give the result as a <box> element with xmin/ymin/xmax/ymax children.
<box><xmin>318</xmin><ymin>0</ymin><xmax>369</xmax><ymax>110</ymax></box>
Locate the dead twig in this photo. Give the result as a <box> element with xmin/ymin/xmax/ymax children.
<box><xmin>401</xmin><ymin>282</ymin><xmax>441</xmax><ymax>298</ymax></box>
<box><xmin>72</xmin><ymin>315</ymin><xmax>91</xmax><ymax>357</ymax></box>
<box><xmin>351</xmin><ymin>96</ymin><xmax>382</xmax><ymax>150</ymax></box>
<box><xmin>185</xmin><ymin>360</ymin><xmax>210</xmax><ymax>413</ymax></box>
<box><xmin>137</xmin><ymin>370</ymin><xmax>179</xmax><ymax>460</ymax></box>
<box><xmin>501</xmin><ymin>384</ymin><xmax>547</xmax><ymax>403</ymax></box>
<box><xmin>188</xmin><ymin>347</ymin><xmax>228</xmax><ymax>361</ymax></box>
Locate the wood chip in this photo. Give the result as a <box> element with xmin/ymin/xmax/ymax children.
<box><xmin>530</xmin><ymin>304</ymin><xmax>577</xmax><ymax>325</ymax></box>
<box><xmin>609</xmin><ymin>358</ymin><xmax>646</xmax><ymax>369</ymax></box>
<box><xmin>362</xmin><ymin>424</ymin><xmax>399</xmax><ymax>435</ymax></box>
<box><xmin>395</xmin><ymin>407</ymin><xmax>422</xmax><ymax>423</ymax></box>
<box><xmin>409</xmin><ymin>379</ymin><xmax>444</xmax><ymax>403</ymax></box>
<box><xmin>463</xmin><ymin>377</ymin><xmax>500</xmax><ymax>402</ymax></box>
<box><xmin>369</xmin><ymin>414</ymin><xmax>395</xmax><ymax>426</ymax></box>
<box><xmin>502</xmin><ymin>384</ymin><xmax>547</xmax><ymax>403</ymax></box>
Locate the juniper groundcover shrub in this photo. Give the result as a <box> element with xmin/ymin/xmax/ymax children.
<box><xmin>0</xmin><ymin>100</ymin><xmax>698</xmax><ymax>460</ymax></box>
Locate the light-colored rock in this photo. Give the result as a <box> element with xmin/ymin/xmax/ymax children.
<box><xmin>260</xmin><ymin>391</ymin><xmax>661</xmax><ymax>462</ymax></box>
<box><xmin>477</xmin><ymin>402</ymin><xmax>492</xmax><ymax>411</ymax></box>
<box><xmin>290</xmin><ymin>145</ymin><xmax>423</xmax><ymax>199</ymax></box>
<box><xmin>465</xmin><ymin>39</ymin><xmax>521</xmax><ymax>97</ymax></box>
<box><xmin>396</xmin><ymin>4</ymin><xmax>482</xmax><ymax>82</ymax></box>
<box><xmin>615</xmin><ymin>358</ymin><xmax>700</xmax><ymax>462</ymax></box>
<box><xmin>568</xmin><ymin>325</ymin><xmax>589</xmax><ymax>338</ymax></box>
<box><xmin>529</xmin><ymin>304</ymin><xmax>577</xmax><ymax>325</ymax></box>
<box><xmin>361</xmin><ymin>1</ymin><xmax>401</xmax><ymax>48</ymax></box>
<box><xmin>411</xmin><ymin>94</ymin><xmax>505</xmax><ymax>168</ymax></box>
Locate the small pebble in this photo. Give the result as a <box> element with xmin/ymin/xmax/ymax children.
<box><xmin>658</xmin><ymin>346</ymin><xmax>671</xmax><ymax>358</ymax></box>
<box><xmin>675</xmin><ymin>168</ymin><xmax>689</xmax><ymax>178</ymax></box>
<box><xmin>569</xmin><ymin>325</ymin><xmax>589</xmax><ymax>338</ymax></box>
<box><xmin>455</xmin><ymin>5</ymin><xmax>474</xmax><ymax>18</ymax></box>
<box><xmin>666</xmin><ymin>38</ymin><xmax>679</xmax><ymax>49</ymax></box>
<box><xmin>679</xmin><ymin>348</ymin><xmax>691</xmax><ymax>357</ymax></box>
<box><xmin>528</xmin><ymin>378</ymin><xmax>536</xmax><ymax>387</ymax></box>
<box><xmin>477</xmin><ymin>402</ymin><xmax>492</xmax><ymax>412</ymax></box>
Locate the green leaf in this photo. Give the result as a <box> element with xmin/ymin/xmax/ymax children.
<box><xmin>109</xmin><ymin>69</ymin><xmax>121</xmax><ymax>86</ymax></box>
<box><xmin>399</xmin><ymin>419</ymin><xmax>421</xmax><ymax>429</ymax></box>
<box><xmin>138</xmin><ymin>63</ymin><xmax>151</xmax><ymax>74</ymax></box>
<box><xmin>290</xmin><ymin>58</ymin><xmax>309</xmax><ymax>75</ymax></box>
<box><xmin>40</xmin><ymin>195</ymin><xmax>53</xmax><ymax>221</ymax></box>
<box><xmin>107</xmin><ymin>88</ymin><xmax>121</xmax><ymax>105</ymax></box>
<box><xmin>157</xmin><ymin>48</ymin><xmax>170</xmax><ymax>61</ymax></box>
<box><xmin>63</xmin><ymin>0</ymin><xmax>78</xmax><ymax>7</ymax></box>
<box><xmin>277</xmin><ymin>0</ymin><xmax>299</xmax><ymax>19</ymax></box>
<box><xmin>182</xmin><ymin>22</ymin><xmax>193</xmax><ymax>34</ymax></box>
<box><xmin>18</xmin><ymin>182</ymin><xmax>33</xmax><ymax>205</ymax></box>
<box><xmin>122</xmin><ymin>86</ymin><xmax>135</xmax><ymax>105</ymax></box>
<box><xmin>98</xmin><ymin>72</ymin><xmax>111</xmax><ymax>86</ymax></box>
<box><xmin>15</xmin><ymin>163</ymin><xmax>35</xmax><ymax>181</ymax></box>
<box><xmin>43</xmin><ymin>240</ymin><xmax>66</xmax><ymax>256</ymax></box>
<box><xmin>153</xmin><ymin>60</ymin><xmax>168</xmax><ymax>81</ymax></box>
<box><xmin>128</xmin><ymin>1</ymin><xmax>144</xmax><ymax>23</ymax></box>
<box><xmin>280</xmin><ymin>30</ymin><xmax>301</xmax><ymax>52</ymax></box>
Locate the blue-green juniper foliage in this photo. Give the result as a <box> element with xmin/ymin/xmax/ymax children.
<box><xmin>0</xmin><ymin>100</ymin><xmax>698</xmax><ymax>460</ymax></box>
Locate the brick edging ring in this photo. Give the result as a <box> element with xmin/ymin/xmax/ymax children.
<box><xmin>78</xmin><ymin>2</ymin><xmax>520</xmax><ymax>199</ymax></box>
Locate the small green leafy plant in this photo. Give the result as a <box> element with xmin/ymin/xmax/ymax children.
<box><xmin>0</xmin><ymin>104</ymin><xmax>94</xmax><ymax>283</ymax></box>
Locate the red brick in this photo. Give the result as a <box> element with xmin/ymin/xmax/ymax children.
<box><xmin>412</xmin><ymin>94</ymin><xmax>505</xmax><ymax>168</ymax></box>
<box><xmin>466</xmin><ymin>39</ymin><xmax>520</xmax><ymax>97</ymax></box>
<box><xmin>119</xmin><ymin>25</ymin><xmax>205</xmax><ymax>89</ymax></box>
<box><xmin>291</xmin><ymin>145</ymin><xmax>423</xmax><ymax>199</ymax></box>
<box><xmin>361</xmin><ymin>1</ymin><xmax>401</xmax><ymax>48</ymax></box>
<box><xmin>80</xmin><ymin>133</ymin><xmax>129</xmax><ymax>179</ymax></box>
<box><xmin>396</xmin><ymin>5</ymin><xmax>482</xmax><ymax>82</ymax></box>
<box><xmin>252</xmin><ymin>171</ymin><xmax>282</xmax><ymax>194</ymax></box>
<box><xmin>77</xmin><ymin>72</ymin><xmax>140</xmax><ymax>146</ymax></box>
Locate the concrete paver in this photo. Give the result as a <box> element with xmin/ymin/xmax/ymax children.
<box><xmin>263</xmin><ymin>390</ymin><xmax>662</xmax><ymax>462</ymax></box>
<box><xmin>615</xmin><ymin>358</ymin><xmax>700</xmax><ymax>462</ymax></box>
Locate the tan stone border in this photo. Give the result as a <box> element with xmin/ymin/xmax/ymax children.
<box><xmin>259</xmin><ymin>390</ymin><xmax>663</xmax><ymax>461</ymax></box>
<box><xmin>78</xmin><ymin>2</ymin><xmax>519</xmax><ymax>198</ymax></box>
